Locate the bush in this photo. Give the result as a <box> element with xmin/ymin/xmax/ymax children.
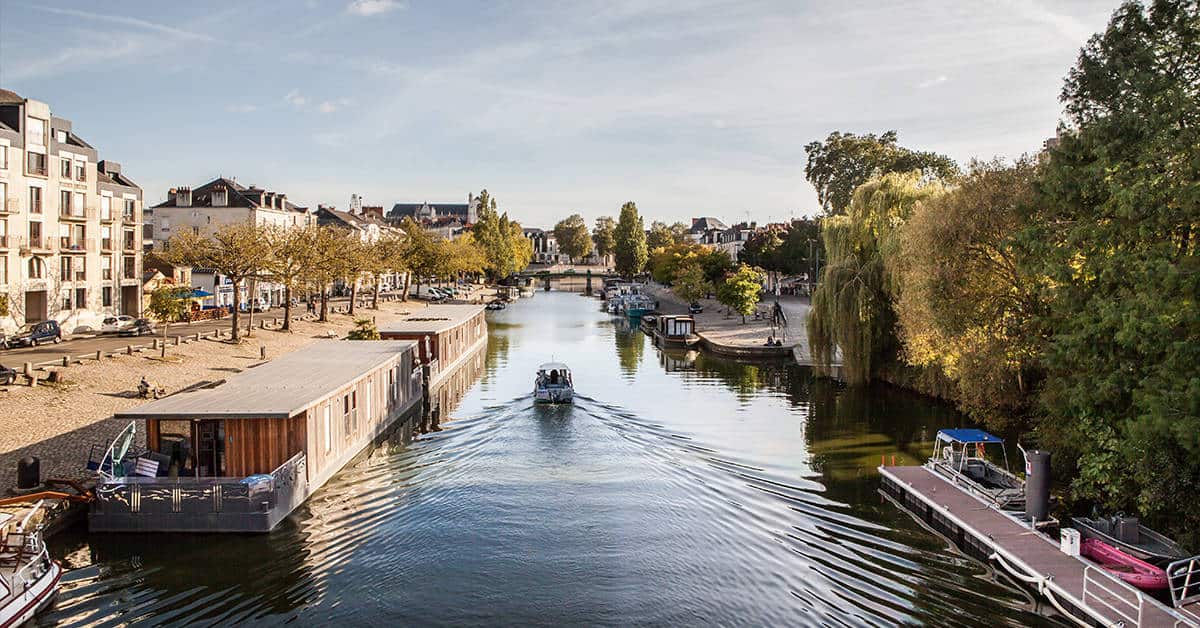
<box><xmin>347</xmin><ymin>318</ymin><xmax>380</xmax><ymax>340</ymax></box>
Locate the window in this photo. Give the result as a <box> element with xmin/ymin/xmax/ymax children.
<box><xmin>123</xmin><ymin>229</ymin><xmax>135</xmax><ymax>250</ymax></box>
<box><xmin>74</xmin><ymin>192</ymin><xmax>85</xmax><ymax>215</ymax></box>
<box><xmin>59</xmin><ymin>223</ymin><xmax>70</xmax><ymax>248</ymax></box>
<box><xmin>102</xmin><ymin>256</ymin><xmax>112</xmax><ymax>280</ymax></box>
<box><xmin>75</xmin><ymin>161</ymin><xmax>85</xmax><ymax>181</ymax></box>
<box><xmin>100</xmin><ymin>196</ymin><xmax>111</xmax><ymax>220</ymax></box>
<box><xmin>60</xmin><ymin>190</ymin><xmax>71</xmax><ymax>215</ymax></box>
<box><xmin>0</xmin><ymin>145</ymin><xmax>6</xmax><ymax>169</ymax></box>
<box><xmin>0</xmin><ymin>259</ymin><xmax>6</xmax><ymax>285</ymax></box>
<box><xmin>0</xmin><ymin>181</ymin><xmax>6</xmax><ymax>210</ymax></box>
<box><xmin>55</xmin><ymin>129</ymin><xmax>67</xmax><ymax>144</ymax></box>
<box><xmin>75</xmin><ymin>287</ymin><xmax>85</xmax><ymax>309</ymax></box>
<box><xmin>26</xmin><ymin>152</ymin><xmax>47</xmax><ymax>176</ymax></box>
<box><xmin>60</xmin><ymin>256</ymin><xmax>71</xmax><ymax>280</ymax></box>
<box><xmin>323</xmin><ymin>406</ymin><xmax>332</xmax><ymax>453</ymax></box>
<box><xmin>62</xmin><ymin>293</ymin><xmax>72</xmax><ymax>311</ymax></box>
<box><xmin>29</xmin><ymin>187</ymin><xmax>41</xmax><ymax>213</ymax></box>
<box><xmin>27</xmin><ymin>258</ymin><xmax>44</xmax><ymax>280</ymax></box>
<box><xmin>28</xmin><ymin>221</ymin><xmax>42</xmax><ymax>248</ymax></box>
<box><xmin>123</xmin><ymin>198</ymin><xmax>135</xmax><ymax>219</ymax></box>
<box><xmin>122</xmin><ymin>255</ymin><xmax>136</xmax><ymax>279</ymax></box>
<box><xmin>60</xmin><ymin>158</ymin><xmax>71</xmax><ymax>178</ymax></box>
<box><xmin>27</xmin><ymin>116</ymin><xmax>46</xmax><ymax>146</ymax></box>
<box><xmin>102</xmin><ymin>286</ymin><xmax>112</xmax><ymax>307</ymax></box>
<box><xmin>74</xmin><ymin>257</ymin><xmax>86</xmax><ymax>282</ymax></box>
<box><xmin>101</xmin><ymin>226</ymin><xmax>112</xmax><ymax>250</ymax></box>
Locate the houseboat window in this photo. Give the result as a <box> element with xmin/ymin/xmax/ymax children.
<box><xmin>324</xmin><ymin>406</ymin><xmax>332</xmax><ymax>453</ymax></box>
<box><xmin>365</xmin><ymin>379</ymin><xmax>372</xmax><ymax>420</ymax></box>
<box><xmin>343</xmin><ymin>394</ymin><xmax>351</xmax><ymax>436</ymax></box>
<box><xmin>388</xmin><ymin>369</ymin><xmax>395</xmax><ymax>403</ymax></box>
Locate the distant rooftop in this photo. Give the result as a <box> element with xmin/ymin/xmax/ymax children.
<box><xmin>379</xmin><ymin>304</ymin><xmax>485</xmax><ymax>335</ymax></box>
<box><xmin>0</xmin><ymin>89</ymin><xmax>23</xmax><ymax>105</ymax></box>
<box><xmin>113</xmin><ymin>341</ymin><xmax>415</xmax><ymax>420</ymax></box>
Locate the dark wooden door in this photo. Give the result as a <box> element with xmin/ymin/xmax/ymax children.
<box><xmin>195</xmin><ymin>420</ymin><xmax>226</xmax><ymax>477</ymax></box>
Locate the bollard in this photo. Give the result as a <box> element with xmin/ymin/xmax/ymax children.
<box><xmin>62</xmin><ymin>355</ymin><xmax>69</xmax><ymax>367</ymax></box>
<box><xmin>195</xmin><ymin>332</ymin><xmax>202</xmax><ymax>341</ymax></box>
<box><xmin>153</xmin><ymin>338</ymin><xmax>160</xmax><ymax>350</ymax></box>
<box><xmin>29</xmin><ymin>373</ymin><xmax>37</xmax><ymax>387</ymax></box>
<box><xmin>273</xmin><ymin>317</ymin><xmax>279</xmax><ymax>326</ymax></box>
<box><xmin>259</xmin><ymin>320</ymin><xmax>266</xmax><ymax>329</ymax></box>
<box><xmin>95</xmin><ymin>350</ymin><xmax>102</xmax><ymax>361</ymax></box>
<box><xmin>160</xmin><ymin>344</ymin><xmax>167</xmax><ymax>358</ymax></box>
<box><xmin>23</xmin><ymin>362</ymin><xmax>31</xmax><ymax>377</ymax></box>
<box><xmin>16</xmin><ymin>457</ymin><xmax>40</xmax><ymax>490</ymax></box>
<box><xmin>1026</xmin><ymin>450</ymin><xmax>1052</xmax><ymax>522</ymax></box>
<box><xmin>174</xmin><ymin>335</ymin><xmax>181</xmax><ymax>346</ymax></box>
<box><xmin>260</xmin><ymin>346</ymin><xmax>267</xmax><ymax>360</ymax></box>
<box><xmin>127</xmin><ymin>345</ymin><xmax>133</xmax><ymax>355</ymax></box>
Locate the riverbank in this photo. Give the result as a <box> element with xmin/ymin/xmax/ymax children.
<box><xmin>0</xmin><ymin>299</ymin><xmax>463</xmax><ymax>493</ymax></box>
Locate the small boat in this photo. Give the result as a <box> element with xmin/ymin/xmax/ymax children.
<box><xmin>485</xmin><ymin>301</ymin><xmax>506</xmax><ymax>311</ymax></box>
<box><xmin>1073</xmin><ymin>516</ymin><xmax>1187</xmax><ymax>566</ymax></box>
<box><xmin>1080</xmin><ymin>538</ymin><xmax>1169</xmax><ymax>591</ymax></box>
<box><xmin>534</xmin><ymin>362</ymin><xmax>574</xmax><ymax>404</ymax></box>
<box><xmin>621</xmin><ymin>295</ymin><xmax>656</xmax><ymax>318</ymax></box>
<box><xmin>0</xmin><ymin>502</ymin><xmax>62</xmax><ymax>626</ymax></box>
<box><xmin>926</xmin><ymin>428</ymin><xmax>1025</xmax><ymax>511</ymax></box>
<box><xmin>639</xmin><ymin>314</ymin><xmax>658</xmax><ymax>334</ymax></box>
<box><xmin>655</xmin><ymin>315</ymin><xmax>700</xmax><ymax>348</ymax></box>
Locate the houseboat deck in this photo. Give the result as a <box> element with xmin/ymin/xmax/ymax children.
<box><xmin>881</xmin><ymin>465</ymin><xmax>1198</xmax><ymax>627</ymax></box>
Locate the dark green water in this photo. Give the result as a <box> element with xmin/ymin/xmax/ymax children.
<box><xmin>44</xmin><ymin>291</ymin><xmax>1064</xmax><ymax>626</ymax></box>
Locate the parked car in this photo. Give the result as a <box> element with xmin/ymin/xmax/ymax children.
<box><xmin>238</xmin><ymin>298</ymin><xmax>267</xmax><ymax>313</ymax></box>
<box><xmin>10</xmin><ymin>320</ymin><xmax>62</xmax><ymax>347</ymax></box>
<box><xmin>0</xmin><ymin>364</ymin><xmax>16</xmax><ymax>385</ymax></box>
<box><xmin>118</xmin><ymin>318</ymin><xmax>155</xmax><ymax>337</ymax></box>
<box><xmin>688</xmin><ymin>302</ymin><xmax>704</xmax><ymax>314</ymax></box>
<box><xmin>101</xmin><ymin>315</ymin><xmax>136</xmax><ymax>334</ymax></box>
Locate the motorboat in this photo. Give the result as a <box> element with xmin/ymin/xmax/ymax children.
<box><xmin>1073</xmin><ymin>516</ymin><xmax>1187</xmax><ymax>566</ymax></box>
<box><xmin>485</xmin><ymin>301</ymin><xmax>506</xmax><ymax>311</ymax></box>
<box><xmin>639</xmin><ymin>314</ymin><xmax>658</xmax><ymax>334</ymax></box>
<box><xmin>1080</xmin><ymin>538</ymin><xmax>1169</xmax><ymax>591</ymax></box>
<box><xmin>926</xmin><ymin>428</ymin><xmax>1026</xmax><ymax>511</ymax></box>
<box><xmin>0</xmin><ymin>502</ymin><xmax>62</xmax><ymax>626</ymax></box>
<box><xmin>534</xmin><ymin>362</ymin><xmax>574</xmax><ymax>404</ymax></box>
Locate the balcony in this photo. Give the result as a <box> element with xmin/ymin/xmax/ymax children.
<box><xmin>21</xmin><ymin>236</ymin><xmax>54</xmax><ymax>255</ymax></box>
<box><xmin>59</xmin><ymin>207</ymin><xmax>96</xmax><ymax>222</ymax></box>
<box><xmin>100</xmin><ymin>211</ymin><xmax>115</xmax><ymax>223</ymax></box>
<box><xmin>59</xmin><ymin>238</ymin><xmax>94</xmax><ymax>254</ymax></box>
<box><xmin>0</xmin><ymin>235</ymin><xmax>19</xmax><ymax>249</ymax></box>
<box><xmin>26</xmin><ymin>154</ymin><xmax>48</xmax><ymax>177</ymax></box>
<box><xmin>122</xmin><ymin>239</ymin><xmax>137</xmax><ymax>252</ymax></box>
<box><xmin>0</xmin><ymin>199</ymin><xmax>18</xmax><ymax>215</ymax></box>
<box><xmin>122</xmin><ymin>266</ymin><xmax>137</xmax><ymax>280</ymax></box>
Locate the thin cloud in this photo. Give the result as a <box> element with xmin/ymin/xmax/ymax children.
<box><xmin>317</xmin><ymin>98</ymin><xmax>351</xmax><ymax>113</ymax></box>
<box><xmin>225</xmin><ymin>104</ymin><xmax>258</xmax><ymax>113</ymax></box>
<box><xmin>28</xmin><ymin>5</ymin><xmax>218</xmax><ymax>43</ymax></box>
<box><xmin>285</xmin><ymin>89</ymin><xmax>309</xmax><ymax>108</ymax></box>
<box><xmin>346</xmin><ymin>0</ymin><xmax>402</xmax><ymax>17</ymax></box>
<box><xmin>917</xmin><ymin>75</ymin><xmax>949</xmax><ymax>89</ymax></box>
<box><xmin>1001</xmin><ymin>0</ymin><xmax>1094</xmax><ymax>43</ymax></box>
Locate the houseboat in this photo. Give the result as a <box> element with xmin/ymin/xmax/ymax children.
<box><xmin>654</xmin><ymin>315</ymin><xmax>700</xmax><ymax>348</ymax></box>
<box><xmin>0</xmin><ymin>502</ymin><xmax>60</xmax><ymax>626</ymax></box>
<box><xmin>91</xmin><ymin>341</ymin><xmax>423</xmax><ymax>533</ymax></box>
<box><xmin>380</xmin><ymin>304</ymin><xmax>488</xmax><ymax>427</ymax></box>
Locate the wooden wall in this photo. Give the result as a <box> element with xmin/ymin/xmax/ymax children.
<box><xmin>224</xmin><ymin>415</ymin><xmax>306</xmax><ymax>477</ymax></box>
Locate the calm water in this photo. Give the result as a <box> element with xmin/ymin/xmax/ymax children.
<box><xmin>45</xmin><ymin>291</ymin><xmax>1063</xmax><ymax>626</ymax></box>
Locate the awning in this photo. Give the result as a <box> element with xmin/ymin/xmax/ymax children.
<box><xmin>187</xmin><ymin>288</ymin><xmax>214</xmax><ymax>298</ymax></box>
<box><xmin>936</xmin><ymin>428</ymin><xmax>1004</xmax><ymax>444</ymax></box>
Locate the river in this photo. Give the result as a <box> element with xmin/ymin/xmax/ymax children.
<box><xmin>43</xmin><ymin>291</ymin><xmax>1063</xmax><ymax>626</ymax></box>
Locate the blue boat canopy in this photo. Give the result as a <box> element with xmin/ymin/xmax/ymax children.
<box><xmin>936</xmin><ymin>428</ymin><xmax>1004</xmax><ymax>444</ymax></box>
<box><xmin>186</xmin><ymin>288</ymin><xmax>214</xmax><ymax>298</ymax></box>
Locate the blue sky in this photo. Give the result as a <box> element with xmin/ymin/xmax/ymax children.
<box><xmin>0</xmin><ymin>0</ymin><xmax>1115</xmax><ymax>228</ymax></box>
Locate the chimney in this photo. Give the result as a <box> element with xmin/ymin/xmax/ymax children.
<box><xmin>177</xmin><ymin>186</ymin><xmax>192</xmax><ymax>207</ymax></box>
<box><xmin>167</xmin><ymin>187</ymin><xmax>177</xmax><ymax>204</ymax></box>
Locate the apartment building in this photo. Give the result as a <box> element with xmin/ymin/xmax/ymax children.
<box><xmin>0</xmin><ymin>89</ymin><xmax>143</xmax><ymax>332</ymax></box>
<box><xmin>149</xmin><ymin>177</ymin><xmax>313</xmax><ymax>308</ymax></box>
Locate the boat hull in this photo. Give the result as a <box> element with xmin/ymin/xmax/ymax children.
<box><xmin>0</xmin><ymin>559</ymin><xmax>60</xmax><ymax>628</ymax></box>
<box><xmin>1072</xmin><ymin>517</ymin><xmax>1187</xmax><ymax>565</ymax></box>
<box><xmin>1080</xmin><ymin>538</ymin><xmax>1169</xmax><ymax>591</ymax></box>
<box><xmin>534</xmin><ymin>388</ymin><xmax>573</xmax><ymax>404</ymax></box>
<box><xmin>657</xmin><ymin>334</ymin><xmax>700</xmax><ymax>348</ymax></box>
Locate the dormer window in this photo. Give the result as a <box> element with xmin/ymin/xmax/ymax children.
<box><xmin>178</xmin><ymin>188</ymin><xmax>192</xmax><ymax>207</ymax></box>
<box><xmin>213</xmin><ymin>189</ymin><xmax>227</xmax><ymax>207</ymax></box>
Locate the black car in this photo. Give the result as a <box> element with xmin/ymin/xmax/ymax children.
<box><xmin>688</xmin><ymin>302</ymin><xmax>704</xmax><ymax>314</ymax></box>
<box><xmin>0</xmin><ymin>364</ymin><xmax>16</xmax><ymax>385</ymax></box>
<box><xmin>10</xmin><ymin>320</ymin><xmax>62</xmax><ymax>347</ymax></box>
<box><xmin>118</xmin><ymin>318</ymin><xmax>156</xmax><ymax>337</ymax></box>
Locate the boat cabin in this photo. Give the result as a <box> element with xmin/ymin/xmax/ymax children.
<box><xmin>92</xmin><ymin>341</ymin><xmax>423</xmax><ymax>532</ymax></box>
<box><xmin>656</xmin><ymin>315</ymin><xmax>695</xmax><ymax>339</ymax></box>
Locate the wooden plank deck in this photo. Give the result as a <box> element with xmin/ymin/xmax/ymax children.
<box><xmin>882</xmin><ymin>465</ymin><xmax>1196</xmax><ymax>627</ymax></box>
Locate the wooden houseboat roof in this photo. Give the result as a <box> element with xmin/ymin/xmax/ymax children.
<box><xmin>113</xmin><ymin>340</ymin><xmax>416</xmax><ymax>420</ymax></box>
<box><xmin>379</xmin><ymin>304</ymin><xmax>485</xmax><ymax>335</ymax></box>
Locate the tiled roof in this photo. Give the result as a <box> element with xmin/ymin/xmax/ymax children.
<box><xmin>0</xmin><ymin>89</ymin><xmax>23</xmax><ymax>104</ymax></box>
<box><xmin>389</xmin><ymin>202</ymin><xmax>470</xmax><ymax>218</ymax></box>
<box><xmin>153</xmin><ymin>177</ymin><xmax>304</xmax><ymax>212</ymax></box>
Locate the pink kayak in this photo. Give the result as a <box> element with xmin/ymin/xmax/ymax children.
<box><xmin>1080</xmin><ymin>537</ymin><xmax>1169</xmax><ymax>590</ymax></box>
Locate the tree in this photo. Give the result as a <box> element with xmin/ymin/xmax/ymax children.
<box><xmin>647</xmin><ymin>241</ymin><xmax>705</xmax><ymax>284</ymax></box>
<box><xmin>264</xmin><ymin>225</ymin><xmax>318</xmax><ymax>331</ymax></box>
<box><xmin>672</xmin><ymin>260</ymin><xmax>709</xmax><ymax>304</ymax></box>
<box><xmin>698</xmin><ymin>248</ymin><xmax>734</xmax><ymax>287</ymax></box>
<box><xmin>164</xmin><ymin>222</ymin><xmax>270</xmax><ymax>341</ymax></box>
<box><xmin>308</xmin><ymin>226</ymin><xmax>351</xmax><ymax>321</ymax></box>
<box><xmin>716</xmin><ymin>264</ymin><xmax>763</xmax><ymax>323</ymax></box>
<box><xmin>146</xmin><ymin>285</ymin><xmax>191</xmax><ymax>337</ymax></box>
<box><xmin>646</xmin><ymin>221</ymin><xmax>676</xmax><ymax>251</ymax></box>
<box><xmin>592</xmin><ymin>216</ymin><xmax>616</xmax><ymax>264</ymax></box>
<box><xmin>804</xmin><ymin>130</ymin><xmax>959</xmax><ymax>215</ymax></box>
<box><xmin>613</xmin><ymin>201</ymin><xmax>647</xmax><ymax>278</ymax></box>
<box><xmin>336</xmin><ymin>233</ymin><xmax>372</xmax><ymax>317</ymax></box>
<box><xmin>369</xmin><ymin>232</ymin><xmax>407</xmax><ymax>309</ymax></box>
<box><xmin>894</xmin><ymin>158</ymin><xmax>1047</xmax><ymax>429</ymax></box>
<box><xmin>444</xmin><ymin>232</ymin><xmax>487</xmax><ymax>279</ymax></box>
<box><xmin>346</xmin><ymin>318</ymin><xmax>381</xmax><ymax>340</ymax></box>
<box><xmin>553</xmin><ymin>214</ymin><xmax>593</xmax><ymax>263</ymax></box>
<box><xmin>400</xmin><ymin>217</ymin><xmax>442</xmax><ymax>298</ymax></box>
<box><xmin>808</xmin><ymin>170</ymin><xmax>944</xmax><ymax>383</ymax></box>
<box><xmin>1022</xmin><ymin>0</ymin><xmax>1200</xmax><ymax>545</ymax></box>
<box><xmin>471</xmin><ymin>189</ymin><xmax>531</xmax><ymax>279</ymax></box>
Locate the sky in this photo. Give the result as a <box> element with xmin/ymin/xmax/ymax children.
<box><xmin>0</xmin><ymin>0</ymin><xmax>1117</xmax><ymax>228</ymax></box>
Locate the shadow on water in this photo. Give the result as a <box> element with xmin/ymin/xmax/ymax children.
<box><xmin>43</xmin><ymin>293</ymin><xmax>1066</xmax><ymax>626</ymax></box>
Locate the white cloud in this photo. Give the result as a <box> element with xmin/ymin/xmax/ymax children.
<box><xmin>317</xmin><ymin>98</ymin><xmax>352</xmax><ymax>113</ymax></box>
<box><xmin>346</xmin><ymin>0</ymin><xmax>402</xmax><ymax>17</ymax></box>
<box><xmin>29</xmin><ymin>5</ymin><xmax>218</xmax><ymax>43</ymax></box>
<box><xmin>917</xmin><ymin>75</ymin><xmax>949</xmax><ymax>89</ymax></box>
<box><xmin>225</xmin><ymin>104</ymin><xmax>258</xmax><ymax>113</ymax></box>
<box><xmin>313</xmin><ymin>132</ymin><xmax>349</xmax><ymax>147</ymax></box>
<box><xmin>285</xmin><ymin>89</ymin><xmax>309</xmax><ymax>108</ymax></box>
<box><xmin>1001</xmin><ymin>0</ymin><xmax>1095</xmax><ymax>43</ymax></box>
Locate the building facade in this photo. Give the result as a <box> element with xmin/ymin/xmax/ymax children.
<box><xmin>0</xmin><ymin>90</ymin><xmax>143</xmax><ymax>332</ymax></box>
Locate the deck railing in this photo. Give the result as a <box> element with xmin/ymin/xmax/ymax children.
<box><xmin>1169</xmin><ymin>555</ymin><xmax>1200</xmax><ymax>609</ymax></box>
<box><xmin>1083</xmin><ymin>564</ymin><xmax>1144</xmax><ymax>627</ymax></box>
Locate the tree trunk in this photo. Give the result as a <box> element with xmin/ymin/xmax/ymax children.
<box><xmin>319</xmin><ymin>284</ymin><xmax>329</xmax><ymax>322</ymax></box>
<box><xmin>372</xmin><ymin>274</ymin><xmax>381</xmax><ymax>309</ymax></box>
<box><xmin>246</xmin><ymin>275</ymin><xmax>258</xmax><ymax>337</ymax></box>
<box><xmin>348</xmin><ymin>278</ymin><xmax>358</xmax><ymax>316</ymax></box>
<box><xmin>401</xmin><ymin>272</ymin><xmax>411</xmax><ymax>302</ymax></box>
<box><xmin>230</xmin><ymin>279</ymin><xmax>242</xmax><ymax>341</ymax></box>
<box><xmin>283</xmin><ymin>285</ymin><xmax>292</xmax><ymax>331</ymax></box>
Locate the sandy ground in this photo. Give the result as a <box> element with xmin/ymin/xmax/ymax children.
<box><xmin>0</xmin><ymin>295</ymin><xmax>480</xmax><ymax>492</ymax></box>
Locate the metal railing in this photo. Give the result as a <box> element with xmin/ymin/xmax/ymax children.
<box><xmin>1</xmin><ymin>199</ymin><xmax>18</xmax><ymax>214</ymax></box>
<box><xmin>1083</xmin><ymin>564</ymin><xmax>1145</xmax><ymax>627</ymax></box>
<box><xmin>1169</xmin><ymin>556</ymin><xmax>1200</xmax><ymax>609</ymax></box>
<box><xmin>59</xmin><ymin>206</ymin><xmax>96</xmax><ymax>221</ymax></box>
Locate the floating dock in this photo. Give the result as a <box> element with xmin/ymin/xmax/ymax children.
<box><xmin>881</xmin><ymin>465</ymin><xmax>1199</xmax><ymax>627</ymax></box>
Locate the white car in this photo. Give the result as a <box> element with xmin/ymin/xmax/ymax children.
<box><xmin>100</xmin><ymin>315</ymin><xmax>135</xmax><ymax>334</ymax></box>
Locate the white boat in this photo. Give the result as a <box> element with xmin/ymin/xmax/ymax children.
<box><xmin>534</xmin><ymin>362</ymin><xmax>574</xmax><ymax>404</ymax></box>
<box><xmin>0</xmin><ymin>501</ymin><xmax>62</xmax><ymax>626</ymax></box>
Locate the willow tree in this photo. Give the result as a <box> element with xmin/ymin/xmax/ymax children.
<box><xmin>808</xmin><ymin>170</ymin><xmax>945</xmax><ymax>383</ymax></box>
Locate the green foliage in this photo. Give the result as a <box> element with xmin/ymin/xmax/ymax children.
<box><xmin>671</xmin><ymin>260</ymin><xmax>710</xmax><ymax>304</ymax></box>
<box><xmin>1022</xmin><ymin>0</ymin><xmax>1200</xmax><ymax>546</ymax></box>
<box><xmin>592</xmin><ymin>216</ymin><xmax>616</xmax><ymax>260</ymax></box>
<box><xmin>647</xmin><ymin>241</ymin><xmax>702</xmax><ymax>284</ymax></box>
<box><xmin>553</xmin><ymin>213</ymin><xmax>593</xmax><ymax>263</ymax></box>
<box><xmin>346</xmin><ymin>318</ymin><xmax>381</xmax><ymax>340</ymax></box>
<box><xmin>804</xmin><ymin>131</ymin><xmax>959</xmax><ymax>215</ymax></box>
<box><xmin>613</xmin><ymin>201</ymin><xmax>648</xmax><ymax>278</ymax></box>
<box><xmin>147</xmin><ymin>286</ymin><xmax>191</xmax><ymax>324</ymax></box>
<box><xmin>0</xmin><ymin>294</ymin><xmax>8</xmax><ymax>318</ymax></box>
<box><xmin>808</xmin><ymin>171</ymin><xmax>944</xmax><ymax>383</ymax></box>
<box><xmin>698</xmin><ymin>248</ymin><xmax>734</xmax><ymax>286</ymax></box>
<box><xmin>471</xmin><ymin>190</ymin><xmax>532</xmax><ymax>279</ymax></box>
<box><xmin>894</xmin><ymin>158</ymin><xmax>1046</xmax><ymax>429</ymax></box>
<box><xmin>716</xmin><ymin>264</ymin><xmax>763</xmax><ymax>323</ymax></box>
